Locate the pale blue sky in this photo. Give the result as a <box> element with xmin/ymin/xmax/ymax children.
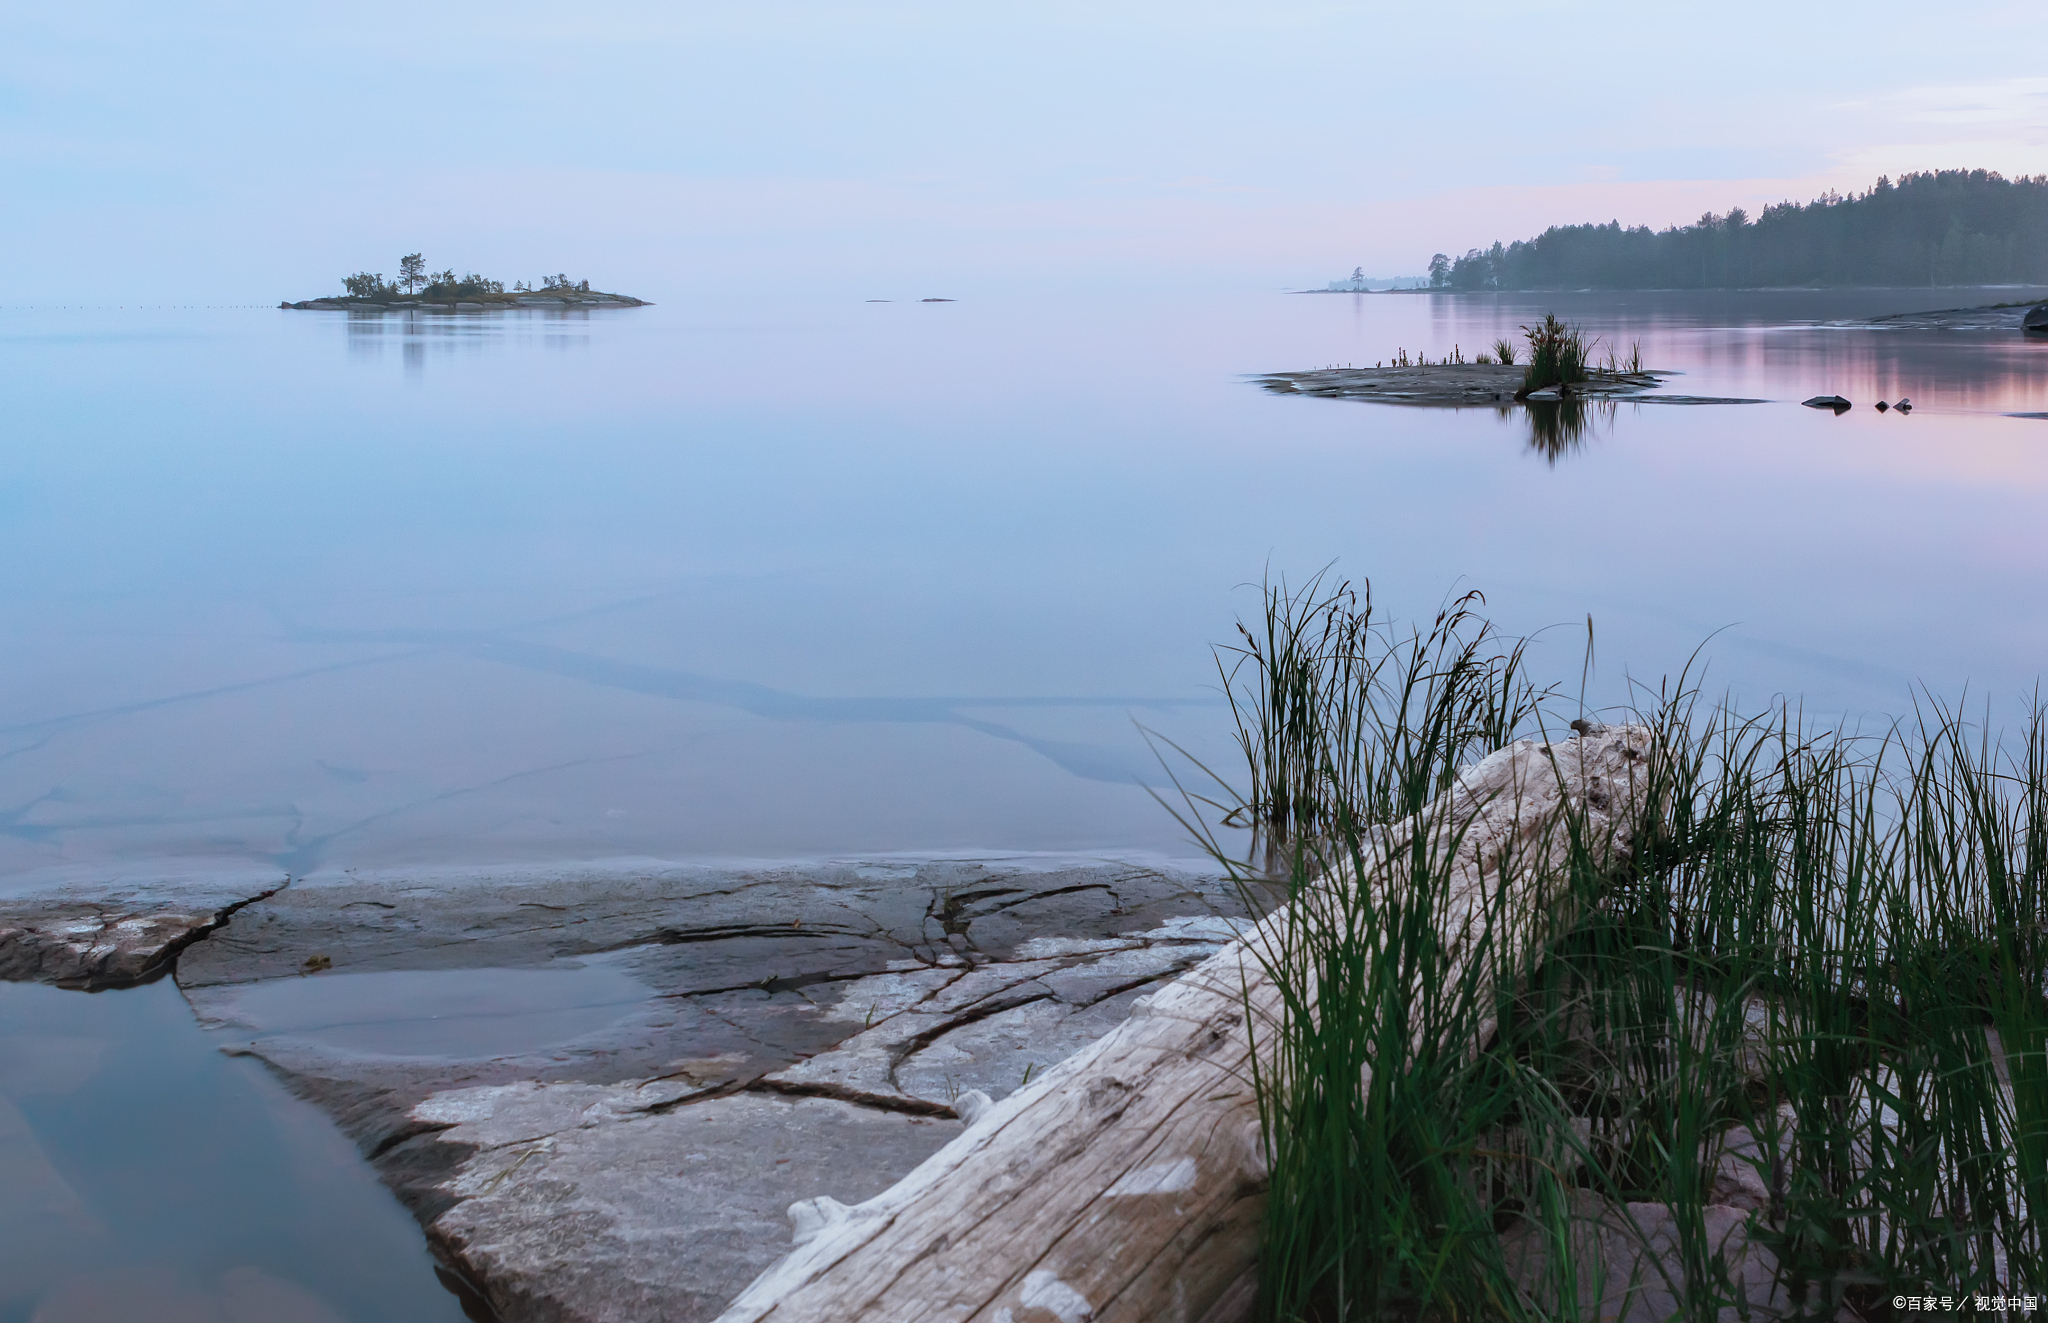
<box><xmin>6</xmin><ymin>0</ymin><xmax>2046</xmax><ymax>301</ymax></box>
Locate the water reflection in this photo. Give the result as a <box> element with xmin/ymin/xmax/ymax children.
<box><xmin>0</xmin><ymin>980</ymin><xmax>469</xmax><ymax>1322</ymax></box>
<box><xmin>1408</xmin><ymin>287</ymin><xmax>2048</xmax><ymax>422</ymax></box>
<box><xmin>340</xmin><ymin>306</ymin><xmax>601</xmax><ymax>375</ymax></box>
<box><xmin>1518</xmin><ymin>397</ymin><xmax>1616</xmax><ymax>462</ymax></box>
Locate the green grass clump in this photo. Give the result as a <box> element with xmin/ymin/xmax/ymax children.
<box><xmin>1172</xmin><ymin>577</ymin><xmax>2046</xmax><ymax>1321</ymax></box>
<box><xmin>1491</xmin><ymin>337</ymin><xmax>1519</xmax><ymax>366</ymax></box>
<box><xmin>1519</xmin><ymin>314</ymin><xmax>1594</xmax><ymax>395</ymax></box>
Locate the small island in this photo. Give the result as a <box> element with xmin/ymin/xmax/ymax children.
<box><xmin>1256</xmin><ymin>315</ymin><xmax>1763</xmax><ymax>408</ymax></box>
<box><xmin>281</xmin><ymin>252</ymin><xmax>649</xmax><ymax>311</ymax></box>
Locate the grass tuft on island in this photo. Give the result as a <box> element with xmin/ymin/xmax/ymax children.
<box><xmin>281</xmin><ymin>255</ymin><xmax>650</xmax><ymax>310</ymax></box>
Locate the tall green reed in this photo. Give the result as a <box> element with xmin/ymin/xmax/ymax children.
<box><xmin>1519</xmin><ymin>314</ymin><xmax>1595</xmax><ymax>395</ymax></box>
<box><xmin>1175</xmin><ymin>581</ymin><xmax>2045</xmax><ymax>1320</ymax></box>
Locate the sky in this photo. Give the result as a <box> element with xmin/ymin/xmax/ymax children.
<box><xmin>5</xmin><ymin>0</ymin><xmax>2048</xmax><ymax>303</ymax></box>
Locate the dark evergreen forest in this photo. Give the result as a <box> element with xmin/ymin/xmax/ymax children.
<box><xmin>1430</xmin><ymin>169</ymin><xmax>2048</xmax><ymax>290</ymax></box>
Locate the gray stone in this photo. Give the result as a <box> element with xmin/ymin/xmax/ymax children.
<box><xmin>167</xmin><ymin>856</ymin><xmax>1247</xmax><ymax>1321</ymax></box>
<box><xmin>766</xmin><ymin>920</ymin><xmax>1241</xmax><ymax>1109</ymax></box>
<box><xmin>1</xmin><ymin>877</ymin><xmax>283</xmax><ymax>989</ymax></box>
<box><xmin>1500</xmin><ymin>1191</ymin><xmax>1810</xmax><ymax>1322</ymax></box>
<box><xmin>411</xmin><ymin>1087</ymin><xmax>961</xmax><ymax>1323</ymax></box>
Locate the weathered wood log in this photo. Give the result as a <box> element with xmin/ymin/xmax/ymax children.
<box><xmin>717</xmin><ymin>724</ymin><xmax>1654</xmax><ymax>1323</ymax></box>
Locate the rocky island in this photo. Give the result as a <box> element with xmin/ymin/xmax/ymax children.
<box><xmin>281</xmin><ymin>253</ymin><xmax>650</xmax><ymax>311</ymax></box>
<box><xmin>1253</xmin><ymin>361</ymin><xmax>1759</xmax><ymax>407</ymax></box>
<box><xmin>1255</xmin><ymin>316</ymin><xmax>1764</xmax><ymax>409</ymax></box>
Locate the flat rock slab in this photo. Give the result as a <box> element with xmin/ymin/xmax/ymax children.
<box><xmin>173</xmin><ymin>855</ymin><xmax>1250</xmax><ymax>1322</ymax></box>
<box><xmin>1252</xmin><ymin>365</ymin><xmax>1763</xmax><ymax>408</ymax></box>
<box><xmin>415</xmin><ymin>1088</ymin><xmax>963</xmax><ymax>1323</ymax></box>
<box><xmin>0</xmin><ymin>876</ymin><xmax>284</xmax><ymax>989</ymax></box>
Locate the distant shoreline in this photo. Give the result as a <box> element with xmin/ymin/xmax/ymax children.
<box><xmin>1294</xmin><ymin>284</ymin><xmax>2048</xmax><ymax>296</ymax></box>
<box><xmin>281</xmin><ymin>291</ymin><xmax>650</xmax><ymax>311</ymax></box>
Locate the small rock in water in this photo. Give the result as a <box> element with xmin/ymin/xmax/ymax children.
<box><xmin>1801</xmin><ymin>394</ymin><xmax>1852</xmax><ymax>412</ymax></box>
<box><xmin>1895</xmin><ymin>396</ymin><xmax>1912</xmax><ymax>412</ymax></box>
<box><xmin>1875</xmin><ymin>400</ymin><xmax>1890</xmax><ymax>412</ymax></box>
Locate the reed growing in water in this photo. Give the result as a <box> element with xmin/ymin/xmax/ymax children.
<box><xmin>1179</xmin><ymin>577</ymin><xmax>2045</xmax><ymax>1321</ymax></box>
<box><xmin>1519</xmin><ymin>314</ymin><xmax>1594</xmax><ymax>395</ymax></box>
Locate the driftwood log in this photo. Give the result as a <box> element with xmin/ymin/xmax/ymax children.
<box><xmin>718</xmin><ymin>724</ymin><xmax>1654</xmax><ymax>1323</ymax></box>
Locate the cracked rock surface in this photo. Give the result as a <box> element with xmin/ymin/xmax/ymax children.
<box><xmin>173</xmin><ymin>855</ymin><xmax>1252</xmax><ymax>1323</ymax></box>
<box><xmin>0</xmin><ymin>876</ymin><xmax>285</xmax><ymax>989</ymax></box>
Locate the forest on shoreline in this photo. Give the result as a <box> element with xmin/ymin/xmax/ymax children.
<box><xmin>1430</xmin><ymin>169</ymin><xmax>2048</xmax><ymax>290</ymax></box>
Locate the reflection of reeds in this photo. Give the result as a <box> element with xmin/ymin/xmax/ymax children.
<box><xmin>1523</xmin><ymin>397</ymin><xmax>1615</xmax><ymax>462</ymax></box>
<box><xmin>1169</xmin><ymin>584</ymin><xmax>2046</xmax><ymax>1321</ymax></box>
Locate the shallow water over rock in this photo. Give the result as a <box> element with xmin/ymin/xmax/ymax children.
<box><xmin>197</xmin><ymin>960</ymin><xmax>654</xmax><ymax>1060</ymax></box>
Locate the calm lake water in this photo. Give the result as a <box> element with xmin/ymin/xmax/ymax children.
<box><xmin>5</xmin><ymin>285</ymin><xmax>2046</xmax><ymax>885</ymax></box>
<box><xmin>3</xmin><ymin>286</ymin><xmax>2046</xmax><ymax>1316</ymax></box>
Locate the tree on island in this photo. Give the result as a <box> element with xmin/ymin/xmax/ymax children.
<box><xmin>332</xmin><ymin>261</ymin><xmax>597</xmax><ymax>300</ymax></box>
<box><xmin>342</xmin><ymin>271</ymin><xmax>395</xmax><ymax>298</ymax></box>
<box><xmin>420</xmin><ymin>269</ymin><xmax>507</xmax><ymax>298</ymax></box>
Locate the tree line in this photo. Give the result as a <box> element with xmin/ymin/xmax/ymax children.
<box><xmin>1428</xmin><ymin>169</ymin><xmax>2048</xmax><ymax>290</ymax></box>
<box><xmin>341</xmin><ymin>253</ymin><xmax>593</xmax><ymax>299</ymax></box>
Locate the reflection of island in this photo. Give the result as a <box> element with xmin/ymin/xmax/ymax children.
<box><xmin>281</xmin><ymin>253</ymin><xmax>649</xmax><ymax>311</ymax></box>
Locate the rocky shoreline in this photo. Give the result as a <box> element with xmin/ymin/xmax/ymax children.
<box><xmin>2</xmin><ymin>857</ymin><xmax>1253</xmax><ymax>1322</ymax></box>
<box><xmin>0</xmin><ymin>847</ymin><xmax>1884</xmax><ymax>1322</ymax></box>
<box><xmin>0</xmin><ymin>875</ymin><xmax>286</xmax><ymax>988</ymax></box>
<box><xmin>1854</xmin><ymin>300</ymin><xmax>2043</xmax><ymax>332</ymax></box>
